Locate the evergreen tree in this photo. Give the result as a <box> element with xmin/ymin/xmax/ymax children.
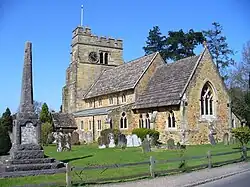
<box><xmin>1</xmin><ymin>108</ymin><xmax>13</xmax><ymax>132</ymax></box>
<box><xmin>143</xmin><ymin>26</ymin><xmax>167</xmax><ymax>61</ymax></box>
<box><xmin>165</xmin><ymin>29</ymin><xmax>205</xmax><ymax>61</ymax></box>
<box><xmin>143</xmin><ymin>26</ymin><xmax>205</xmax><ymax>61</ymax></box>
<box><xmin>203</xmin><ymin>22</ymin><xmax>235</xmax><ymax>80</ymax></box>
<box><xmin>0</xmin><ymin>119</ymin><xmax>12</xmax><ymax>155</ymax></box>
<box><xmin>39</xmin><ymin>103</ymin><xmax>52</xmax><ymax>123</ymax></box>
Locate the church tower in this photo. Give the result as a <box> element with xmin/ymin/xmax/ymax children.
<box><xmin>62</xmin><ymin>25</ymin><xmax>123</xmax><ymax>113</ymax></box>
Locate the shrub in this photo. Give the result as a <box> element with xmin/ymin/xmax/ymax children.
<box><xmin>41</xmin><ymin>122</ymin><xmax>53</xmax><ymax>146</ymax></box>
<box><xmin>132</xmin><ymin>128</ymin><xmax>160</xmax><ymax>143</ymax></box>
<box><xmin>0</xmin><ymin>123</ymin><xmax>12</xmax><ymax>155</ymax></box>
<box><xmin>100</xmin><ymin>128</ymin><xmax>121</xmax><ymax>146</ymax></box>
<box><xmin>231</xmin><ymin>126</ymin><xmax>250</xmax><ymax>147</ymax></box>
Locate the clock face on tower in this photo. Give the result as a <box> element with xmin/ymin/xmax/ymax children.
<box><xmin>88</xmin><ymin>52</ymin><xmax>99</xmax><ymax>63</ymax></box>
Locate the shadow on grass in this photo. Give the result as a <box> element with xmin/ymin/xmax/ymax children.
<box><xmin>61</xmin><ymin>155</ymin><xmax>93</xmax><ymax>163</ymax></box>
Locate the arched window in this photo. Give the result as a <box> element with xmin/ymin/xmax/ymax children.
<box><xmin>139</xmin><ymin>114</ymin><xmax>143</xmax><ymax>128</ymax></box>
<box><xmin>120</xmin><ymin>112</ymin><xmax>127</xmax><ymax>129</ymax></box>
<box><xmin>167</xmin><ymin>111</ymin><xmax>176</xmax><ymax>128</ymax></box>
<box><xmin>145</xmin><ymin>113</ymin><xmax>150</xmax><ymax>129</ymax></box>
<box><xmin>201</xmin><ymin>82</ymin><xmax>214</xmax><ymax>116</ymax></box>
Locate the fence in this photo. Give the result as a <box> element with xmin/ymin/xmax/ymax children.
<box><xmin>12</xmin><ymin>146</ymin><xmax>249</xmax><ymax>187</ymax></box>
<box><xmin>65</xmin><ymin>146</ymin><xmax>249</xmax><ymax>187</ymax></box>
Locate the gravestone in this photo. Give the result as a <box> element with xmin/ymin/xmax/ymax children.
<box><xmin>142</xmin><ymin>138</ymin><xmax>151</xmax><ymax>153</ymax></box>
<box><xmin>75</xmin><ymin>129</ymin><xmax>85</xmax><ymax>143</ymax></box>
<box><xmin>223</xmin><ymin>133</ymin><xmax>229</xmax><ymax>145</ymax></box>
<box><xmin>167</xmin><ymin>138</ymin><xmax>175</xmax><ymax>149</ymax></box>
<box><xmin>99</xmin><ymin>144</ymin><xmax>106</xmax><ymax>149</ymax></box>
<box><xmin>150</xmin><ymin>136</ymin><xmax>156</xmax><ymax>147</ymax></box>
<box><xmin>131</xmin><ymin>134</ymin><xmax>141</xmax><ymax>147</ymax></box>
<box><xmin>98</xmin><ymin>136</ymin><xmax>106</xmax><ymax>149</ymax></box>
<box><xmin>138</xmin><ymin>137</ymin><xmax>142</xmax><ymax>145</ymax></box>
<box><xmin>64</xmin><ymin>133</ymin><xmax>71</xmax><ymax>151</ymax></box>
<box><xmin>209</xmin><ymin>134</ymin><xmax>216</xmax><ymax>145</ymax></box>
<box><xmin>86</xmin><ymin>131</ymin><xmax>93</xmax><ymax>144</ymax></box>
<box><xmin>126</xmin><ymin>135</ymin><xmax>133</xmax><ymax>147</ymax></box>
<box><xmin>108</xmin><ymin>133</ymin><xmax>116</xmax><ymax>148</ymax></box>
<box><xmin>118</xmin><ymin>134</ymin><xmax>127</xmax><ymax>148</ymax></box>
<box><xmin>71</xmin><ymin>131</ymin><xmax>80</xmax><ymax>145</ymax></box>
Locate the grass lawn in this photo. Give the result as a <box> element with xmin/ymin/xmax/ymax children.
<box><xmin>0</xmin><ymin>143</ymin><xmax>248</xmax><ymax>187</ymax></box>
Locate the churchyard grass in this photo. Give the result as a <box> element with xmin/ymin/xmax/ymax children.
<box><xmin>0</xmin><ymin>143</ymin><xmax>248</xmax><ymax>187</ymax></box>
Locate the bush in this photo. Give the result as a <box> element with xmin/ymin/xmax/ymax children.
<box><xmin>41</xmin><ymin>122</ymin><xmax>53</xmax><ymax>146</ymax></box>
<box><xmin>0</xmin><ymin>123</ymin><xmax>12</xmax><ymax>155</ymax></box>
<box><xmin>231</xmin><ymin>126</ymin><xmax>250</xmax><ymax>147</ymax></box>
<box><xmin>100</xmin><ymin>128</ymin><xmax>121</xmax><ymax>146</ymax></box>
<box><xmin>132</xmin><ymin>128</ymin><xmax>160</xmax><ymax>143</ymax></box>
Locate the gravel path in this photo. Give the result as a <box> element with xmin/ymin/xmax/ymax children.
<box><xmin>93</xmin><ymin>162</ymin><xmax>250</xmax><ymax>187</ymax></box>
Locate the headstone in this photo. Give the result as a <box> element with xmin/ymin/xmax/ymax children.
<box><xmin>75</xmin><ymin>129</ymin><xmax>85</xmax><ymax>143</ymax></box>
<box><xmin>146</xmin><ymin>134</ymin><xmax>150</xmax><ymax>141</ymax></box>
<box><xmin>56</xmin><ymin>131</ymin><xmax>64</xmax><ymax>152</ymax></box>
<box><xmin>142</xmin><ymin>138</ymin><xmax>151</xmax><ymax>153</ymax></box>
<box><xmin>150</xmin><ymin>136</ymin><xmax>156</xmax><ymax>147</ymax></box>
<box><xmin>99</xmin><ymin>144</ymin><xmax>106</xmax><ymax>149</ymax></box>
<box><xmin>209</xmin><ymin>134</ymin><xmax>216</xmax><ymax>145</ymax></box>
<box><xmin>223</xmin><ymin>133</ymin><xmax>229</xmax><ymax>145</ymax></box>
<box><xmin>71</xmin><ymin>131</ymin><xmax>80</xmax><ymax>145</ymax></box>
<box><xmin>118</xmin><ymin>134</ymin><xmax>127</xmax><ymax>148</ymax></box>
<box><xmin>65</xmin><ymin>133</ymin><xmax>71</xmax><ymax>151</ymax></box>
<box><xmin>98</xmin><ymin>136</ymin><xmax>106</xmax><ymax>149</ymax></box>
<box><xmin>138</xmin><ymin>137</ymin><xmax>142</xmax><ymax>145</ymax></box>
<box><xmin>126</xmin><ymin>135</ymin><xmax>133</xmax><ymax>147</ymax></box>
<box><xmin>108</xmin><ymin>133</ymin><xmax>116</xmax><ymax>148</ymax></box>
<box><xmin>167</xmin><ymin>138</ymin><xmax>175</xmax><ymax>149</ymax></box>
<box><xmin>131</xmin><ymin>134</ymin><xmax>141</xmax><ymax>147</ymax></box>
<box><xmin>86</xmin><ymin>131</ymin><xmax>93</xmax><ymax>144</ymax></box>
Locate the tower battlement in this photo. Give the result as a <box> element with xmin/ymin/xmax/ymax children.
<box><xmin>71</xmin><ymin>26</ymin><xmax>123</xmax><ymax>49</ymax></box>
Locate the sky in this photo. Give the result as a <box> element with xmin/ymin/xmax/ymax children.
<box><xmin>0</xmin><ymin>0</ymin><xmax>249</xmax><ymax>115</ymax></box>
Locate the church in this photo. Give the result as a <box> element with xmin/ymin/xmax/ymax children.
<box><xmin>61</xmin><ymin>25</ymin><xmax>241</xmax><ymax>145</ymax></box>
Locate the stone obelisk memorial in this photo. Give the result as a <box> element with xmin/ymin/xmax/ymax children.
<box><xmin>11</xmin><ymin>41</ymin><xmax>42</xmax><ymax>158</ymax></box>
<box><xmin>0</xmin><ymin>42</ymin><xmax>64</xmax><ymax>178</ymax></box>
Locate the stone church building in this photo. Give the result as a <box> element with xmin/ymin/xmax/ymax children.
<box><xmin>62</xmin><ymin>25</ymin><xmax>241</xmax><ymax>145</ymax></box>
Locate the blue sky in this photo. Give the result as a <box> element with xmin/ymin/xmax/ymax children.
<box><xmin>0</xmin><ymin>0</ymin><xmax>249</xmax><ymax>115</ymax></box>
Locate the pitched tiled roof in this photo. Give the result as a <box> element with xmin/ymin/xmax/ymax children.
<box><xmin>133</xmin><ymin>55</ymin><xmax>201</xmax><ymax>109</ymax></box>
<box><xmin>84</xmin><ymin>52</ymin><xmax>158</xmax><ymax>99</ymax></box>
<box><xmin>52</xmin><ymin>113</ymin><xmax>77</xmax><ymax>129</ymax></box>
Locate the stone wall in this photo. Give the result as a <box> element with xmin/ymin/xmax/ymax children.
<box><xmin>185</xmin><ymin>49</ymin><xmax>230</xmax><ymax>145</ymax></box>
<box><xmin>84</xmin><ymin>90</ymin><xmax>135</xmax><ymax>109</ymax></box>
<box><xmin>75</xmin><ymin>114</ymin><xmax>109</xmax><ymax>141</ymax></box>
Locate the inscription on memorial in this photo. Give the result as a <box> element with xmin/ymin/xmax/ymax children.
<box><xmin>21</xmin><ymin>122</ymin><xmax>37</xmax><ymax>144</ymax></box>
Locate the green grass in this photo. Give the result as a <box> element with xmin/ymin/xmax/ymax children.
<box><xmin>0</xmin><ymin>143</ymin><xmax>247</xmax><ymax>187</ymax></box>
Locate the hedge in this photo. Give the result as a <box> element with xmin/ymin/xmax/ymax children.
<box><xmin>132</xmin><ymin>128</ymin><xmax>159</xmax><ymax>144</ymax></box>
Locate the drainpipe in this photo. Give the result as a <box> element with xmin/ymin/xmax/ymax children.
<box><xmin>92</xmin><ymin>98</ymin><xmax>96</xmax><ymax>141</ymax></box>
<box><xmin>228</xmin><ymin>98</ymin><xmax>232</xmax><ymax>130</ymax></box>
